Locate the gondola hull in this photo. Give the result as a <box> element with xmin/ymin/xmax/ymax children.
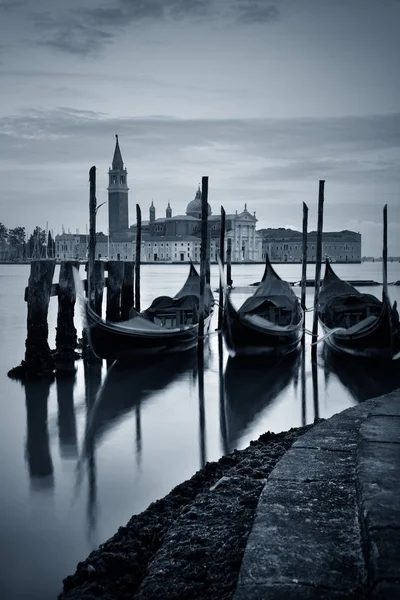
<box><xmin>318</xmin><ymin>261</ymin><xmax>400</xmax><ymax>360</ymax></box>
<box><xmin>223</xmin><ymin>297</ymin><xmax>303</xmax><ymax>358</ymax></box>
<box><xmin>86</xmin><ymin>308</ymin><xmax>213</xmax><ymax>361</ymax></box>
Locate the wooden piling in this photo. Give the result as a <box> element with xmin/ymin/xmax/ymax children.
<box><xmin>135</xmin><ymin>204</ymin><xmax>142</xmax><ymax>312</ymax></box>
<box><xmin>311</xmin><ymin>180</ymin><xmax>325</xmax><ymax>358</ymax></box>
<box><xmin>382</xmin><ymin>204</ymin><xmax>388</xmax><ymax>295</ymax></box>
<box><xmin>198</xmin><ymin>176</ymin><xmax>209</xmax><ymax>342</ymax></box>
<box><xmin>226</xmin><ymin>240</ymin><xmax>232</xmax><ymax>287</ymax></box>
<box><xmin>8</xmin><ymin>259</ymin><xmax>56</xmax><ymax>379</ymax></box>
<box><xmin>55</xmin><ymin>260</ymin><xmax>79</xmax><ymax>367</ymax></box>
<box><xmin>121</xmin><ymin>260</ymin><xmax>135</xmax><ymax>320</ymax></box>
<box><xmin>88</xmin><ymin>166</ymin><xmax>97</xmax><ymax>310</ymax></box>
<box><xmin>301</xmin><ymin>202</ymin><xmax>309</xmax><ymax>334</ymax></box>
<box><xmin>106</xmin><ymin>261</ymin><xmax>124</xmax><ymax>322</ymax></box>
<box><xmin>92</xmin><ymin>260</ymin><xmax>105</xmax><ymax>317</ymax></box>
<box><xmin>218</xmin><ymin>206</ymin><xmax>226</xmax><ymax>331</ymax></box>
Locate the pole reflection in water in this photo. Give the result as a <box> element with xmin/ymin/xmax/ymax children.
<box><xmin>25</xmin><ymin>378</ymin><xmax>54</xmax><ymax>491</ymax></box>
<box><xmin>224</xmin><ymin>350</ymin><xmax>301</xmax><ymax>450</ymax></box>
<box><xmin>197</xmin><ymin>339</ymin><xmax>207</xmax><ymax>469</ymax></box>
<box><xmin>300</xmin><ymin>338</ymin><xmax>307</xmax><ymax>427</ymax></box>
<box><xmin>218</xmin><ymin>333</ymin><xmax>229</xmax><ymax>456</ymax></box>
<box><xmin>83</xmin><ymin>360</ymin><xmax>103</xmax><ymax>544</ymax></box>
<box><xmin>322</xmin><ymin>346</ymin><xmax>400</xmax><ymax>403</ymax></box>
<box><xmin>56</xmin><ymin>372</ymin><xmax>78</xmax><ymax>459</ymax></box>
<box><xmin>135</xmin><ymin>404</ymin><xmax>142</xmax><ymax>467</ymax></box>
<box><xmin>311</xmin><ymin>353</ymin><xmax>320</xmax><ymax>421</ymax></box>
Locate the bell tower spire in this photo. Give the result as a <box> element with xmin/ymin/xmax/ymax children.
<box><xmin>108</xmin><ymin>134</ymin><xmax>129</xmax><ymax>235</ymax></box>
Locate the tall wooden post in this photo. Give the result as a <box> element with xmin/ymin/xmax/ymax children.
<box><xmin>135</xmin><ymin>204</ymin><xmax>142</xmax><ymax>312</ymax></box>
<box><xmin>121</xmin><ymin>260</ymin><xmax>135</xmax><ymax>320</ymax></box>
<box><xmin>218</xmin><ymin>206</ymin><xmax>226</xmax><ymax>330</ymax></box>
<box><xmin>55</xmin><ymin>260</ymin><xmax>79</xmax><ymax>368</ymax></box>
<box><xmin>226</xmin><ymin>239</ymin><xmax>232</xmax><ymax>287</ymax></box>
<box><xmin>301</xmin><ymin>202</ymin><xmax>309</xmax><ymax>333</ymax></box>
<box><xmin>382</xmin><ymin>204</ymin><xmax>388</xmax><ymax>295</ymax></box>
<box><xmin>92</xmin><ymin>260</ymin><xmax>105</xmax><ymax>317</ymax></box>
<box><xmin>198</xmin><ymin>176</ymin><xmax>209</xmax><ymax>342</ymax></box>
<box><xmin>311</xmin><ymin>181</ymin><xmax>325</xmax><ymax>358</ymax></box>
<box><xmin>88</xmin><ymin>166</ymin><xmax>97</xmax><ymax>310</ymax></box>
<box><xmin>106</xmin><ymin>261</ymin><xmax>124</xmax><ymax>322</ymax></box>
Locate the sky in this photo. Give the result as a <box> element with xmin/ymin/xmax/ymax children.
<box><xmin>0</xmin><ymin>0</ymin><xmax>399</xmax><ymax>256</ymax></box>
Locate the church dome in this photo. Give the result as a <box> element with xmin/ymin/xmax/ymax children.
<box><xmin>186</xmin><ymin>185</ymin><xmax>211</xmax><ymax>217</ymax></box>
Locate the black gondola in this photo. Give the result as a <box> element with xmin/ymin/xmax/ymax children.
<box><xmin>222</xmin><ymin>255</ymin><xmax>304</xmax><ymax>357</ymax></box>
<box><xmin>85</xmin><ymin>263</ymin><xmax>214</xmax><ymax>361</ymax></box>
<box><xmin>318</xmin><ymin>260</ymin><xmax>400</xmax><ymax>360</ymax></box>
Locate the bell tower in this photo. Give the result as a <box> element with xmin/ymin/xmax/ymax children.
<box><xmin>108</xmin><ymin>135</ymin><xmax>129</xmax><ymax>235</ymax></box>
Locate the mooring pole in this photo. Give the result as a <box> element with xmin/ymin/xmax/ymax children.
<box><xmin>88</xmin><ymin>166</ymin><xmax>97</xmax><ymax>310</ymax></box>
<box><xmin>218</xmin><ymin>206</ymin><xmax>226</xmax><ymax>331</ymax></box>
<box><xmin>198</xmin><ymin>176</ymin><xmax>209</xmax><ymax>343</ymax></box>
<box><xmin>121</xmin><ymin>260</ymin><xmax>135</xmax><ymax>320</ymax></box>
<box><xmin>55</xmin><ymin>260</ymin><xmax>79</xmax><ymax>368</ymax></box>
<box><xmin>382</xmin><ymin>204</ymin><xmax>388</xmax><ymax>295</ymax></box>
<box><xmin>106</xmin><ymin>261</ymin><xmax>124</xmax><ymax>322</ymax></box>
<box><xmin>135</xmin><ymin>204</ymin><xmax>142</xmax><ymax>312</ymax></box>
<box><xmin>301</xmin><ymin>202</ymin><xmax>309</xmax><ymax>334</ymax></box>
<box><xmin>226</xmin><ymin>240</ymin><xmax>232</xmax><ymax>287</ymax></box>
<box><xmin>311</xmin><ymin>180</ymin><xmax>325</xmax><ymax>359</ymax></box>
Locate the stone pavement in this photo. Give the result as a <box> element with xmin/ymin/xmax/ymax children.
<box><xmin>234</xmin><ymin>390</ymin><xmax>400</xmax><ymax>600</ymax></box>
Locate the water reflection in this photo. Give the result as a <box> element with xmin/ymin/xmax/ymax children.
<box><xmin>323</xmin><ymin>348</ymin><xmax>400</xmax><ymax>403</ymax></box>
<box><xmin>25</xmin><ymin>379</ymin><xmax>54</xmax><ymax>490</ymax></box>
<box><xmin>56</xmin><ymin>373</ymin><xmax>78</xmax><ymax>459</ymax></box>
<box><xmin>224</xmin><ymin>350</ymin><xmax>301</xmax><ymax>451</ymax></box>
<box><xmin>218</xmin><ymin>334</ymin><xmax>229</xmax><ymax>456</ymax></box>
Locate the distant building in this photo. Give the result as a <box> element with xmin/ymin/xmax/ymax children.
<box><xmin>55</xmin><ymin>232</ymin><xmax>108</xmax><ymax>260</ymax></box>
<box><xmin>108</xmin><ymin>135</ymin><xmax>129</xmax><ymax>236</ymax></box>
<box><xmin>130</xmin><ymin>188</ymin><xmax>263</xmax><ymax>262</ymax></box>
<box><xmin>258</xmin><ymin>228</ymin><xmax>362</xmax><ymax>263</ymax></box>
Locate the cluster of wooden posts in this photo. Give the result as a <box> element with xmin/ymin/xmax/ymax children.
<box><xmin>8</xmin><ymin>259</ymin><xmax>138</xmax><ymax>379</ymax></box>
<box><xmin>8</xmin><ymin>169</ymin><xmax>328</xmax><ymax>380</ymax></box>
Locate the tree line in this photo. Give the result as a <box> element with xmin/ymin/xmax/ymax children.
<box><xmin>0</xmin><ymin>223</ymin><xmax>56</xmax><ymax>261</ymax></box>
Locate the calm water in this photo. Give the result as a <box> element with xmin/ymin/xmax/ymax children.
<box><xmin>1</xmin><ymin>262</ymin><xmax>400</xmax><ymax>600</ymax></box>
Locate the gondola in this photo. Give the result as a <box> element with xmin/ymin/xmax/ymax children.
<box><xmin>318</xmin><ymin>259</ymin><xmax>400</xmax><ymax>360</ymax></box>
<box><xmin>85</xmin><ymin>263</ymin><xmax>214</xmax><ymax>361</ymax></box>
<box><xmin>222</xmin><ymin>255</ymin><xmax>304</xmax><ymax>357</ymax></box>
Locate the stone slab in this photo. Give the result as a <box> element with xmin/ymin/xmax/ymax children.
<box><xmin>357</xmin><ymin>441</ymin><xmax>400</xmax><ymax>529</ymax></box>
<box><xmin>373</xmin><ymin>395</ymin><xmax>400</xmax><ymax>417</ymax></box>
<box><xmin>370</xmin><ymin>579</ymin><xmax>400</xmax><ymax>600</ymax></box>
<box><xmin>237</xmin><ymin>477</ymin><xmax>364</xmax><ymax>593</ymax></box>
<box><xmin>269</xmin><ymin>446</ymin><xmax>355</xmax><ymax>482</ymax></box>
<box><xmin>234</xmin><ymin>583</ymin><xmax>356</xmax><ymax>600</ymax></box>
<box><xmin>359</xmin><ymin>415</ymin><xmax>400</xmax><ymax>444</ymax></box>
<box><xmin>367</xmin><ymin>527</ymin><xmax>400</xmax><ymax>586</ymax></box>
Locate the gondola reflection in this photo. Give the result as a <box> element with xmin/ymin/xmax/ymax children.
<box><xmin>81</xmin><ymin>350</ymin><xmax>200</xmax><ymax>457</ymax></box>
<box><xmin>224</xmin><ymin>350</ymin><xmax>301</xmax><ymax>451</ymax></box>
<box><xmin>323</xmin><ymin>347</ymin><xmax>400</xmax><ymax>403</ymax></box>
<box><xmin>25</xmin><ymin>379</ymin><xmax>54</xmax><ymax>491</ymax></box>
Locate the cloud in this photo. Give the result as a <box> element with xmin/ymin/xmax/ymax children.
<box><xmin>234</xmin><ymin>1</ymin><xmax>280</xmax><ymax>24</ymax></box>
<box><xmin>34</xmin><ymin>13</ymin><xmax>114</xmax><ymax>56</ymax></box>
<box><xmin>0</xmin><ymin>1</ymin><xmax>25</xmax><ymax>11</ymax></box>
<box><xmin>1</xmin><ymin>107</ymin><xmax>399</xmax><ymax>254</ymax></box>
<box><xmin>32</xmin><ymin>0</ymin><xmax>280</xmax><ymax>56</ymax></box>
